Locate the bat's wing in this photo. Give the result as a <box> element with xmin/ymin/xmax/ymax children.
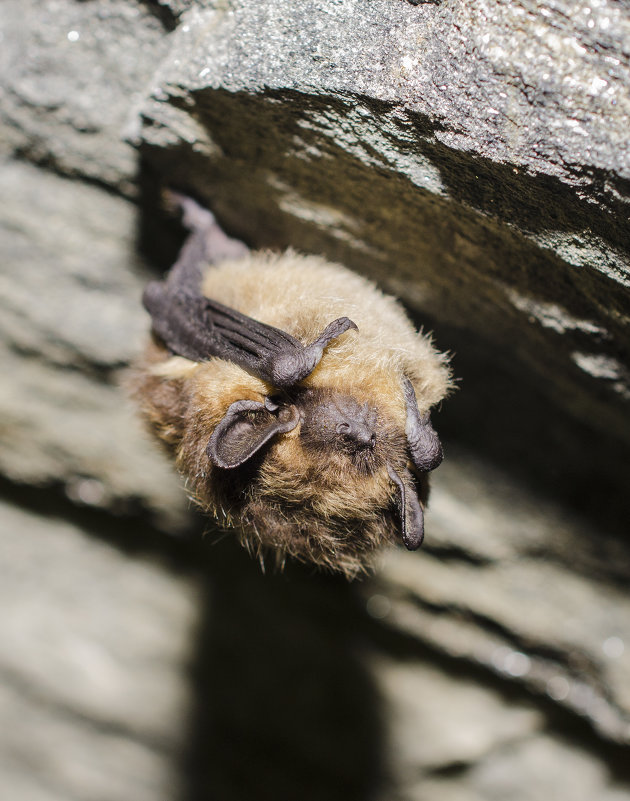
<box><xmin>143</xmin><ymin>196</ymin><xmax>356</xmax><ymax>388</ymax></box>
<box><xmin>143</xmin><ymin>282</ymin><xmax>356</xmax><ymax>388</ymax></box>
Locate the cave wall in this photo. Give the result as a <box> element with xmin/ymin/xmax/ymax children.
<box><xmin>1</xmin><ymin>1</ymin><xmax>629</xmax><ymax>799</ymax></box>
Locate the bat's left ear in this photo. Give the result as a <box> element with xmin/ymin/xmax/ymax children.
<box><xmin>387</xmin><ymin>464</ymin><xmax>424</xmax><ymax>550</ymax></box>
<box><xmin>207</xmin><ymin>399</ymin><xmax>299</xmax><ymax>469</ymax></box>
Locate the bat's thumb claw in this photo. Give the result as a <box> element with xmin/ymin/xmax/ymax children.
<box><xmin>298</xmin><ymin>317</ymin><xmax>358</xmax><ymax>379</ymax></box>
<box><xmin>268</xmin><ymin>318</ymin><xmax>358</xmax><ymax>387</ymax></box>
<box><xmin>313</xmin><ymin>317</ymin><xmax>358</xmax><ymax>348</ymax></box>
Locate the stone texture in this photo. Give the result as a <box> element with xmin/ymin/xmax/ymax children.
<box><xmin>0</xmin><ymin>0</ymin><xmax>171</xmax><ymax>194</ymax></box>
<box><xmin>1</xmin><ymin>0</ymin><xmax>629</xmax><ymax>799</ymax></box>
<box><xmin>0</xmin><ymin>157</ymin><xmax>189</xmax><ymax>530</ymax></box>
<box><xmin>370</xmin><ymin>452</ymin><xmax>630</xmax><ymax>745</ymax></box>
<box><xmin>374</xmin><ymin>657</ymin><xmax>630</xmax><ymax>801</ymax></box>
<box><xmin>413</xmin><ymin>736</ymin><xmax>630</xmax><ymax>801</ymax></box>
<box><xmin>135</xmin><ymin>0</ymin><xmax>630</xmax><ymax>533</ymax></box>
<box><xmin>372</xmin><ymin>654</ymin><xmax>542</xmax><ymax>773</ymax></box>
<box><xmin>0</xmin><ymin>499</ymin><xmax>199</xmax><ymax>801</ymax></box>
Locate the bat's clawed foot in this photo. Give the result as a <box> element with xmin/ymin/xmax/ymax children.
<box><xmin>204</xmin><ymin>225</ymin><xmax>249</xmax><ymax>264</ymax></box>
<box><xmin>163</xmin><ymin>190</ymin><xmax>216</xmax><ymax>231</ymax></box>
<box><xmin>164</xmin><ymin>189</ymin><xmax>249</xmax><ymax>264</ymax></box>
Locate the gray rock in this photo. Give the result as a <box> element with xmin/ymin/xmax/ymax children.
<box><xmin>360</xmin><ymin>454</ymin><xmax>630</xmax><ymax>752</ymax></box>
<box><xmin>0</xmin><ymin>0</ymin><xmax>171</xmax><ymax>194</ymax></box>
<box><xmin>372</xmin><ymin>653</ymin><xmax>541</xmax><ymax>775</ymax></box>
<box><xmin>0</xmin><ymin>160</ymin><xmax>146</xmax><ymax>368</ymax></box>
<box><xmin>414</xmin><ymin>735</ymin><xmax>630</xmax><ymax>801</ymax></box>
<box><xmin>0</xmin><ymin>158</ymin><xmax>189</xmax><ymax>530</ymax></box>
<box><xmin>1</xmin><ymin>0</ymin><xmax>630</xmax><ymax>799</ymax></box>
<box><xmin>0</xmin><ymin>499</ymin><xmax>199</xmax><ymax>801</ymax></box>
<box><xmin>465</xmin><ymin>735</ymin><xmax>630</xmax><ymax>801</ymax></box>
<box><xmin>135</xmin><ymin>0</ymin><xmax>630</xmax><ymax>529</ymax></box>
<box><xmin>374</xmin><ymin>658</ymin><xmax>630</xmax><ymax>801</ymax></box>
<box><xmin>368</xmin><ymin>450</ymin><xmax>630</xmax><ymax>745</ymax></box>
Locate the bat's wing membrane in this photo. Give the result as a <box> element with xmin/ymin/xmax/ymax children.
<box><xmin>144</xmin><ymin>195</ymin><xmax>357</xmax><ymax>387</ymax></box>
<box><xmin>143</xmin><ymin>276</ymin><xmax>356</xmax><ymax>389</ymax></box>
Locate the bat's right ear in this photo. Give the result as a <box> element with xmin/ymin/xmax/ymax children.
<box><xmin>207</xmin><ymin>400</ymin><xmax>299</xmax><ymax>470</ymax></box>
<box><xmin>402</xmin><ymin>377</ymin><xmax>443</xmax><ymax>472</ymax></box>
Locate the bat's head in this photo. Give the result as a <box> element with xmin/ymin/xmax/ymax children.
<box><xmin>147</xmin><ymin>355</ymin><xmax>443</xmax><ymax>577</ymax></box>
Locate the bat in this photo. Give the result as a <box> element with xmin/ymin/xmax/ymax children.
<box><xmin>133</xmin><ymin>194</ymin><xmax>452</xmax><ymax>577</ymax></box>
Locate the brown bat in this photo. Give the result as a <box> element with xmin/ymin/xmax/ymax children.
<box><xmin>133</xmin><ymin>195</ymin><xmax>452</xmax><ymax>577</ymax></box>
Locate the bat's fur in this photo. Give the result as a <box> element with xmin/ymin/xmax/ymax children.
<box><xmin>134</xmin><ymin>247</ymin><xmax>452</xmax><ymax>577</ymax></box>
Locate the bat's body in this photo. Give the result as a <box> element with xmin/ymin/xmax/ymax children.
<box><xmin>134</xmin><ymin>196</ymin><xmax>452</xmax><ymax>577</ymax></box>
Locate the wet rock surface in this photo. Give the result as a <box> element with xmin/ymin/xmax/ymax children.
<box><xmin>1</xmin><ymin>0</ymin><xmax>629</xmax><ymax>799</ymax></box>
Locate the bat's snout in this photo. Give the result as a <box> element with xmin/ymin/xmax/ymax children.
<box><xmin>298</xmin><ymin>389</ymin><xmax>378</xmax><ymax>456</ymax></box>
<box><xmin>337</xmin><ymin>420</ymin><xmax>377</xmax><ymax>450</ymax></box>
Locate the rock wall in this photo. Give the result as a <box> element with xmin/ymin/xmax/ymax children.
<box><xmin>1</xmin><ymin>1</ymin><xmax>629</xmax><ymax>799</ymax></box>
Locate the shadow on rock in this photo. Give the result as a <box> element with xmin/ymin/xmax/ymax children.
<box><xmin>183</xmin><ymin>539</ymin><xmax>386</xmax><ymax>801</ymax></box>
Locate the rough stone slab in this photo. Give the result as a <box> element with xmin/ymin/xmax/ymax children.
<box><xmin>0</xmin><ymin>158</ymin><xmax>189</xmax><ymax>529</ymax></box>
<box><xmin>1</xmin><ymin>488</ymin><xmax>629</xmax><ymax>801</ymax></box>
<box><xmin>134</xmin><ymin>0</ymin><xmax>630</xmax><ymax>528</ymax></box>
<box><xmin>0</xmin><ymin>159</ymin><xmax>147</xmax><ymax>368</ymax></box>
<box><xmin>411</xmin><ymin>735</ymin><xmax>630</xmax><ymax>801</ymax></box>
<box><xmin>0</xmin><ymin>498</ymin><xmax>199</xmax><ymax>801</ymax></box>
<box><xmin>137</xmin><ymin>0</ymin><xmax>630</xmax><ymax>294</ymax></box>
<box><xmin>365</xmin><ymin>450</ymin><xmax>630</xmax><ymax>747</ymax></box>
<box><xmin>0</xmin><ymin>0</ymin><xmax>171</xmax><ymax>193</ymax></box>
<box><xmin>371</xmin><ymin>654</ymin><xmax>541</xmax><ymax>774</ymax></box>
<box><xmin>373</xmin><ymin>655</ymin><xmax>630</xmax><ymax>801</ymax></box>
<box><xmin>152</xmin><ymin>0</ymin><xmax>630</xmax><ymax>183</ymax></box>
<box><xmin>0</xmin><ymin>683</ymin><xmax>177</xmax><ymax>801</ymax></box>
<box><xmin>0</xmin><ymin>344</ymin><xmax>187</xmax><ymax>528</ymax></box>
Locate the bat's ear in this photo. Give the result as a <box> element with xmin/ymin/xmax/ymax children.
<box><xmin>402</xmin><ymin>377</ymin><xmax>443</xmax><ymax>472</ymax></box>
<box><xmin>387</xmin><ymin>464</ymin><xmax>424</xmax><ymax>550</ymax></box>
<box><xmin>207</xmin><ymin>400</ymin><xmax>299</xmax><ymax>470</ymax></box>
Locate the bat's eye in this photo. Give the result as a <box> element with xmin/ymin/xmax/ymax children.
<box><xmin>264</xmin><ymin>394</ymin><xmax>285</xmax><ymax>412</ymax></box>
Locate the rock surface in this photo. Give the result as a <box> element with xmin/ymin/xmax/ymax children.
<box><xmin>135</xmin><ymin>0</ymin><xmax>630</xmax><ymax>532</ymax></box>
<box><xmin>0</xmin><ymin>159</ymin><xmax>189</xmax><ymax>530</ymax></box>
<box><xmin>0</xmin><ymin>0</ymin><xmax>629</xmax><ymax>799</ymax></box>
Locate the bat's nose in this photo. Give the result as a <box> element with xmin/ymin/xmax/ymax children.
<box><xmin>337</xmin><ymin>421</ymin><xmax>376</xmax><ymax>449</ymax></box>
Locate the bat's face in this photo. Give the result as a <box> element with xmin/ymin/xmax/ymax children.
<box><xmin>278</xmin><ymin>387</ymin><xmax>415</xmax><ymax>512</ymax></box>
<box><xmin>228</xmin><ymin>387</ymin><xmax>417</xmax><ymax>576</ymax></box>
<box><xmin>135</xmin><ymin>352</ymin><xmax>430</xmax><ymax>577</ymax></box>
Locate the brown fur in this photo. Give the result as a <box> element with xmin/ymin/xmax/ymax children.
<box><xmin>133</xmin><ymin>250</ymin><xmax>452</xmax><ymax>578</ymax></box>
